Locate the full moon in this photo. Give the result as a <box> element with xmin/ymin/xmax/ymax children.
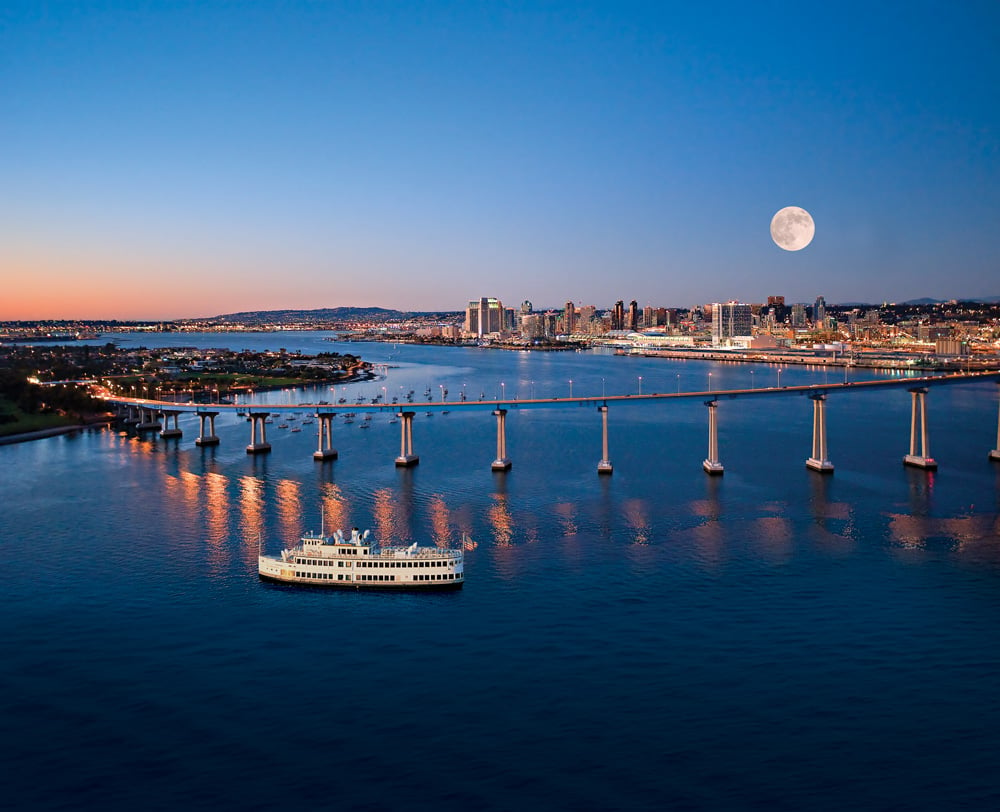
<box><xmin>770</xmin><ymin>206</ymin><xmax>815</xmax><ymax>251</ymax></box>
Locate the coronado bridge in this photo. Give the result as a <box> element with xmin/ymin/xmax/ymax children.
<box><xmin>100</xmin><ymin>370</ymin><xmax>1000</xmax><ymax>476</ymax></box>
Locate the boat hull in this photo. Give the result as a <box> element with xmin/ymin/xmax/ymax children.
<box><xmin>258</xmin><ymin>572</ymin><xmax>463</xmax><ymax>590</ymax></box>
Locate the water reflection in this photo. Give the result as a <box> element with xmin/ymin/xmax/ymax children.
<box><xmin>275</xmin><ymin>478</ymin><xmax>302</xmax><ymax>549</ymax></box>
<box><xmin>805</xmin><ymin>474</ymin><xmax>856</xmax><ymax>555</ymax></box>
<box><xmin>905</xmin><ymin>467</ymin><xmax>935</xmax><ymax>516</ymax></box>
<box><xmin>205</xmin><ymin>473</ymin><xmax>230</xmax><ymax>573</ymax></box>
<box><xmin>887</xmin><ymin>511</ymin><xmax>1000</xmax><ymax>559</ymax></box>
<box><xmin>553</xmin><ymin>502</ymin><xmax>578</xmax><ymax>538</ymax></box>
<box><xmin>428</xmin><ymin>494</ymin><xmax>451</xmax><ymax>548</ymax></box>
<box><xmin>621</xmin><ymin>498</ymin><xmax>651</xmax><ymax>545</ymax></box>
<box><xmin>320</xmin><ymin>482</ymin><xmax>350</xmax><ymax>534</ymax></box>
<box><xmin>689</xmin><ymin>477</ymin><xmax>726</xmax><ymax>570</ymax></box>
<box><xmin>488</xmin><ymin>492</ymin><xmax>514</xmax><ymax>547</ymax></box>
<box><xmin>239</xmin><ymin>476</ymin><xmax>265</xmax><ymax>557</ymax></box>
<box><xmin>372</xmin><ymin>487</ymin><xmax>411</xmax><ymax>545</ymax></box>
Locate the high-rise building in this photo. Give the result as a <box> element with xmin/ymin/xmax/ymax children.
<box><xmin>564</xmin><ymin>301</ymin><xmax>576</xmax><ymax>334</ymax></box>
<box><xmin>628</xmin><ymin>300</ymin><xmax>639</xmax><ymax>331</ymax></box>
<box><xmin>711</xmin><ymin>302</ymin><xmax>753</xmax><ymax>346</ymax></box>
<box><xmin>612</xmin><ymin>300</ymin><xmax>625</xmax><ymax>331</ymax></box>
<box><xmin>813</xmin><ymin>296</ymin><xmax>827</xmax><ymax>326</ymax></box>
<box><xmin>791</xmin><ymin>303</ymin><xmax>806</xmax><ymax>327</ymax></box>
<box><xmin>519</xmin><ymin>313</ymin><xmax>544</xmax><ymax>339</ymax></box>
<box><xmin>466</xmin><ymin>297</ymin><xmax>504</xmax><ymax>337</ymax></box>
<box><xmin>767</xmin><ymin>295</ymin><xmax>785</xmax><ymax>308</ymax></box>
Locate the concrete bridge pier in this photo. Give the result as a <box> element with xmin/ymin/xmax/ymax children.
<box><xmin>135</xmin><ymin>407</ymin><xmax>160</xmax><ymax>432</ymax></box>
<box><xmin>702</xmin><ymin>400</ymin><xmax>724</xmax><ymax>475</ymax></box>
<box><xmin>395</xmin><ymin>411</ymin><xmax>418</xmax><ymax>467</ymax></box>
<box><xmin>597</xmin><ymin>405</ymin><xmax>613</xmax><ymax>475</ymax></box>
<box><xmin>314</xmin><ymin>413</ymin><xmax>337</xmax><ymax>460</ymax></box>
<box><xmin>195</xmin><ymin>412</ymin><xmax>220</xmax><ymax>446</ymax></box>
<box><xmin>491</xmin><ymin>409</ymin><xmax>512</xmax><ymax>471</ymax></box>
<box><xmin>806</xmin><ymin>394</ymin><xmax>834</xmax><ymax>473</ymax></box>
<box><xmin>904</xmin><ymin>387</ymin><xmax>936</xmax><ymax>469</ymax></box>
<box><xmin>123</xmin><ymin>405</ymin><xmax>139</xmax><ymax>425</ymax></box>
<box><xmin>159</xmin><ymin>410</ymin><xmax>183</xmax><ymax>438</ymax></box>
<box><xmin>991</xmin><ymin>383</ymin><xmax>1000</xmax><ymax>462</ymax></box>
<box><xmin>246</xmin><ymin>412</ymin><xmax>272</xmax><ymax>454</ymax></box>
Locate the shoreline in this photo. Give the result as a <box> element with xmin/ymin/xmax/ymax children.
<box><xmin>0</xmin><ymin>418</ymin><xmax>113</xmax><ymax>446</ymax></box>
<box><xmin>0</xmin><ymin>365</ymin><xmax>378</xmax><ymax>447</ymax></box>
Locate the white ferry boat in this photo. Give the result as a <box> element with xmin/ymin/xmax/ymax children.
<box><xmin>259</xmin><ymin>528</ymin><xmax>464</xmax><ymax>590</ymax></box>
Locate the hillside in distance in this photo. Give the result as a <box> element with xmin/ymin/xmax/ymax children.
<box><xmin>202</xmin><ymin>307</ymin><xmax>462</xmax><ymax>325</ymax></box>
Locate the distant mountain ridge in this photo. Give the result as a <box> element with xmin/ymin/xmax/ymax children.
<box><xmin>204</xmin><ymin>307</ymin><xmax>461</xmax><ymax>324</ymax></box>
<box><xmin>837</xmin><ymin>296</ymin><xmax>1000</xmax><ymax>307</ymax></box>
<box><xmin>896</xmin><ymin>296</ymin><xmax>1000</xmax><ymax>306</ymax></box>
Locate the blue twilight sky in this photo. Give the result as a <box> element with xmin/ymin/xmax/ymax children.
<box><xmin>2</xmin><ymin>0</ymin><xmax>999</xmax><ymax>319</ymax></box>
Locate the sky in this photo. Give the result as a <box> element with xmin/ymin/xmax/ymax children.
<box><xmin>2</xmin><ymin>0</ymin><xmax>999</xmax><ymax>320</ymax></box>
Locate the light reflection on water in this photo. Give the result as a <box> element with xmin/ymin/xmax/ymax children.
<box><xmin>319</xmin><ymin>481</ymin><xmax>350</xmax><ymax>535</ymax></box>
<box><xmin>3</xmin><ymin>338</ymin><xmax>1000</xmax><ymax>810</ymax></box>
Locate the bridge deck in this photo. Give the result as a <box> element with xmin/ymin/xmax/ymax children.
<box><xmin>102</xmin><ymin>370</ymin><xmax>1000</xmax><ymax>413</ymax></box>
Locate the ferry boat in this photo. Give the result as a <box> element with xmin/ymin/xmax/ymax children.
<box><xmin>258</xmin><ymin>528</ymin><xmax>464</xmax><ymax>590</ymax></box>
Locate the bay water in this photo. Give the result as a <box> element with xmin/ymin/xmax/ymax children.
<box><xmin>2</xmin><ymin>333</ymin><xmax>999</xmax><ymax>810</ymax></box>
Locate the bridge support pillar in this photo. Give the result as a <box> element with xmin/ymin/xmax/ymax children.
<box><xmin>195</xmin><ymin>411</ymin><xmax>220</xmax><ymax>446</ymax></box>
<box><xmin>702</xmin><ymin>400</ymin><xmax>724</xmax><ymax>475</ymax></box>
<box><xmin>991</xmin><ymin>383</ymin><xmax>1000</xmax><ymax>462</ymax></box>
<box><xmin>904</xmin><ymin>387</ymin><xmax>936</xmax><ymax>469</ymax></box>
<box><xmin>124</xmin><ymin>405</ymin><xmax>139</xmax><ymax>424</ymax></box>
<box><xmin>314</xmin><ymin>413</ymin><xmax>337</xmax><ymax>460</ymax></box>
<box><xmin>806</xmin><ymin>394</ymin><xmax>834</xmax><ymax>473</ymax></box>
<box><xmin>395</xmin><ymin>411</ymin><xmax>418</xmax><ymax>467</ymax></box>
<box><xmin>246</xmin><ymin>412</ymin><xmax>272</xmax><ymax>454</ymax></box>
<box><xmin>597</xmin><ymin>405</ymin><xmax>613</xmax><ymax>475</ymax></box>
<box><xmin>159</xmin><ymin>410</ymin><xmax>183</xmax><ymax>438</ymax></box>
<box><xmin>135</xmin><ymin>407</ymin><xmax>159</xmax><ymax>432</ymax></box>
<box><xmin>492</xmin><ymin>409</ymin><xmax>512</xmax><ymax>471</ymax></box>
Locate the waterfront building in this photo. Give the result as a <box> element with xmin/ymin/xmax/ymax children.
<box><xmin>711</xmin><ymin>301</ymin><xmax>753</xmax><ymax>347</ymax></box>
<box><xmin>791</xmin><ymin>303</ymin><xmax>807</xmax><ymax>327</ymax></box>
<box><xmin>934</xmin><ymin>338</ymin><xmax>967</xmax><ymax>356</ymax></box>
<box><xmin>564</xmin><ymin>302</ymin><xmax>576</xmax><ymax>334</ymax></box>
<box><xmin>466</xmin><ymin>297</ymin><xmax>505</xmax><ymax>338</ymax></box>
<box><xmin>612</xmin><ymin>300</ymin><xmax>625</xmax><ymax>331</ymax></box>
<box><xmin>578</xmin><ymin>305</ymin><xmax>596</xmax><ymax>333</ymax></box>
<box><xmin>519</xmin><ymin>313</ymin><xmax>544</xmax><ymax>340</ymax></box>
<box><xmin>628</xmin><ymin>300</ymin><xmax>639</xmax><ymax>331</ymax></box>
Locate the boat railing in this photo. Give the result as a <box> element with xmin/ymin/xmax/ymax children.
<box><xmin>379</xmin><ymin>547</ymin><xmax>463</xmax><ymax>559</ymax></box>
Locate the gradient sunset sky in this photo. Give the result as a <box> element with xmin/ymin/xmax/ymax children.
<box><xmin>3</xmin><ymin>1</ymin><xmax>998</xmax><ymax>320</ymax></box>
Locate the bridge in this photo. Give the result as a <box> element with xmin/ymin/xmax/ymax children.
<box><xmin>101</xmin><ymin>370</ymin><xmax>1000</xmax><ymax>475</ymax></box>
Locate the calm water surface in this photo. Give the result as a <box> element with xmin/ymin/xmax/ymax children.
<box><xmin>2</xmin><ymin>334</ymin><xmax>999</xmax><ymax>810</ymax></box>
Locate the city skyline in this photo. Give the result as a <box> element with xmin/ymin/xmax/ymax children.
<box><xmin>3</xmin><ymin>1</ymin><xmax>999</xmax><ymax>321</ymax></box>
